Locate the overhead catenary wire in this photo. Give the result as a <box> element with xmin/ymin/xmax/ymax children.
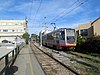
<box><xmin>34</xmin><ymin>0</ymin><xmax>42</xmax><ymax>23</ymax></box>
<box><xmin>28</xmin><ymin>0</ymin><xmax>43</xmax><ymax>29</ymax></box>
<box><xmin>50</xmin><ymin>0</ymin><xmax>88</xmax><ymax>23</ymax></box>
<box><xmin>54</xmin><ymin>0</ymin><xmax>88</xmax><ymax>22</ymax></box>
<box><xmin>29</xmin><ymin>0</ymin><xmax>34</xmax><ymax>20</ymax></box>
<box><xmin>49</xmin><ymin>0</ymin><xmax>80</xmax><ymax>23</ymax></box>
<box><xmin>28</xmin><ymin>0</ymin><xmax>42</xmax><ymax>21</ymax></box>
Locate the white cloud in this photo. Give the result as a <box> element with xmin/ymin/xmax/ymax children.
<box><xmin>0</xmin><ymin>0</ymin><xmax>13</xmax><ymax>11</ymax></box>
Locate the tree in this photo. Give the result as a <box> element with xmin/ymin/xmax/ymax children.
<box><xmin>22</xmin><ymin>32</ymin><xmax>30</xmax><ymax>44</ymax></box>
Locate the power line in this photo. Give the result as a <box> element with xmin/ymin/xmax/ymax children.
<box><xmin>29</xmin><ymin>0</ymin><xmax>34</xmax><ymax>20</ymax></box>
<box><xmin>34</xmin><ymin>0</ymin><xmax>42</xmax><ymax>23</ymax></box>
<box><xmin>53</xmin><ymin>0</ymin><xmax>88</xmax><ymax>22</ymax></box>
<box><xmin>49</xmin><ymin>0</ymin><xmax>79</xmax><ymax>23</ymax></box>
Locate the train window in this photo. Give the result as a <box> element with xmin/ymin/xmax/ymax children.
<box><xmin>47</xmin><ymin>34</ymin><xmax>53</xmax><ymax>40</ymax></box>
<box><xmin>47</xmin><ymin>34</ymin><xmax>50</xmax><ymax>39</ymax></box>
<box><xmin>66</xmin><ymin>29</ymin><xmax>75</xmax><ymax>44</ymax></box>
<box><xmin>56</xmin><ymin>32</ymin><xmax>60</xmax><ymax>39</ymax></box>
<box><xmin>80</xmin><ymin>29</ymin><xmax>88</xmax><ymax>36</ymax></box>
<box><xmin>66</xmin><ymin>29</ymin><xmax>75</xmax><ymax>36</ymax></box>
<box><xmin>60</xmin><ymin>31</ymin><xmax>65</xmax><ymax>40</ymax></box>
<box><xmin>67</xmin><ymin>36</ymin><xmax>75</xmax><ymax>44</ymax></box>
<box><xmin>52</xmin><ymin>33</ymin><xmax>56</xmax><ymax>39</ymax></box>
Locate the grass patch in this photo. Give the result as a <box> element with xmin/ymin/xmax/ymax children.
<box><xmin>70</xmin><ymin>51</ymin><xmax>100</xmax><ymax>62</ymax></box>
<box><xmin>86</xmin><ymin>67</ymin><xmax>100</xmax><ymax>75</ymax></box>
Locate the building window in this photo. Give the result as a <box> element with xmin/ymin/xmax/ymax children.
<box><xmin>15</xmin><ymin>23</ymin><xmax>18</xmax><ymax>25</ymax></box>
<box><xmin>3</xmin><ymin>29</ymin><xmax>8</xmax><ymax>32</ymax></box>
<box><xmin>20</xmin><ymin>29</ymin><xmax>22</xmax><ymax>32</ymax></box>
<box><xmin>80</xmin><ymin>29</ymin><xmax>88</xmax><ymax>36</ymax></box>
<box><xmin>16</xmin><ymin>29</ymin><xmax>18</xmax><ymax>32</ymax></box>
<box><xmin>76</xmin><ymin>30</ymin><xmax>79</xmax><ymax>36</ymax></box>
<box><xmin>2</xmin><ymin>23</ymin><xmax>7</xmax><ymax>25</ymax></box>
<box><xmin>21</xmin><ymin>23</ymin><xmax>23</xmax><ymax>25</ymax></box>
<box><xmin>24</xmin><ymin>28</ymin><xmax>26</xmax><ymax>30</ymax></box>
<box><xmin>7</xmin><ymin>23</ymin><xmax>12</xmax><ymax>25</ymax></box>
<box><xmin>0</xmin><ymin>23</ymin><xmax>2</xmax><ymax>25</ymax></box>
<box><xmin>12</xmin><ymin>30</ymin><xmax>15</xmax><ymax>32</ymax></box>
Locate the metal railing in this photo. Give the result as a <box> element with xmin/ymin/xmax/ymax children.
<box><xmin>0</xmin><ymin>44</ymin><xmax>24</xmax><ymax>75</ymax></box>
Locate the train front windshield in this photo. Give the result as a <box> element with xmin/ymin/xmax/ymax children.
<box><xmin>66</xmin><ymin>29</ymin><xmax>76</xmax><ymax>44</ymax></box>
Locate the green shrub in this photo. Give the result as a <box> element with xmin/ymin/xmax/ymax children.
<box><xmin>76</xmin><ymin>36</ymin><xmax>87</xmax><ymax>51</ymax></box>
<box><xmin>76</xmin><ymin>35</ymin><xmax>100</xmax><ymax>54</ymax></box>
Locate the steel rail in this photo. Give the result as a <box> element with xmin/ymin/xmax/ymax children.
<box><xmin>33</xmin><ymin>43</ymin><xmax>80</xmax><ymax>75</ymax></box>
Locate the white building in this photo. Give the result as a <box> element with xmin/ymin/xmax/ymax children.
<box><xmin>0</xmin><ymin>19</ymin><xmax>28</xmax><ymax>44</ymax></box>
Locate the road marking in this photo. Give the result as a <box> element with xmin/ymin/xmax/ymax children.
<box><xmin>29</xmin><ymin>60</ymin><xmax>34</xmax><ymax>75</ymax></box>
<box><xmin>28</xmin><ymin>46</ymin><xmax>34</xmax><ymax>75</ymax></box>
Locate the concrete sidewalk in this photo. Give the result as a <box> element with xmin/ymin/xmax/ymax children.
<box><xmin>11</xmin><ymin>44</ymin><xmax>45</xmax><ymax>75</ymax></box>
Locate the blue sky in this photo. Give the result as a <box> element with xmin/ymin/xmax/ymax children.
<box><xmin>0</xmin><ymin>0</ymin><xmax>100</xmax><ymax>35</ymax></box>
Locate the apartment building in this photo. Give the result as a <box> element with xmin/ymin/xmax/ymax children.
<box><xmin>75</xmin><ymin>22</ymin><xmax>91</xmax><ymax>38</ymax></box>
<box><xmin>91</xmin><ymin>17</ymin><xmax>100</xmax><ymax>36</ymax></box>
<box><xmin>0</xmin><ymin>19</ymin><xmax>28</xmax><ymax>43</ymax></box>
<box><xmin>75</xmin><ymin>17</ymin><xmax>100</xmax><ymax>38</ymax></box>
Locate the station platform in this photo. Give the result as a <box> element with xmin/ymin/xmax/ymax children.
<box><xmin>11</xmin><ymin>44</ymin><xmax>45</xmax><ymax>75</ymax></box>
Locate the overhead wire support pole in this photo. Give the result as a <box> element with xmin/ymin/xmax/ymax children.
<box><xmin>44</xmin><ymin>17</ymin><xmax>48</xmax><ymax>29</ymax></box>
<box><xmin>40</xmin><ymin>32</ymin><xmax>42</xmax><ymax>47</ymax></box>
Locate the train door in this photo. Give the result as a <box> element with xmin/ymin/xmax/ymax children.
<box><xmin>59</xmin><ymin>30</ymin><xmax>65</xmax><ymax>45</ymax></box>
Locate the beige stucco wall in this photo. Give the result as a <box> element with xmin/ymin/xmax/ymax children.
<box><xmin>92</xmin><ymin>19</ymin><xmax>100</xmax><ymax>36</ymax></box>
<box><xmin>75</xmin><ymin>22</ymin><xmax>91</xmax><ymax>37</ymax></box>
<box><xmin>76</xmin><ymin>23</ymin><xmax>91</xmax><ymax>30</ymax></box>
<box><xmin>75</xmin><ymin>18</ymin><xmax>100</xmax><ymax>37</ymax></box>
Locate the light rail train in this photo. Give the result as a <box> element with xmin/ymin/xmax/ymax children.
<box><xmin>41</xmin><ymin>28</ymin><xmax>77</xmax><ymax>50</ymax></box>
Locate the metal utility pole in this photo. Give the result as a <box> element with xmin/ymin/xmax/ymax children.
<box><xmin>40</xmin><ymin>32</ymin><xmax>42</xmax><ymax>47</ymax></box>
<box><xmin>44</xmin><ymin>17</ymin><xmax>48</xmax><ymax>29</ymax></box>
<box><xmin>51</xmin><ymin>23</ymin><xmax>56</xmax><ymax>30</ymax></box>
<box><xmin>40</xmin><ymin>17</ymin><xmax>48</xmax><ymax>47</ymax></box>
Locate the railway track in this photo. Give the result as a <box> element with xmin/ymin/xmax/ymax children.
<box><xmin>30</xmin><ymin>42</ymin><xmax>80</xmax><ymax>75</ymax></box>
<box><xmin>35</xmin><ymin>43</ymin><xmax>100</xmax><ymax>75</ymax></box>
